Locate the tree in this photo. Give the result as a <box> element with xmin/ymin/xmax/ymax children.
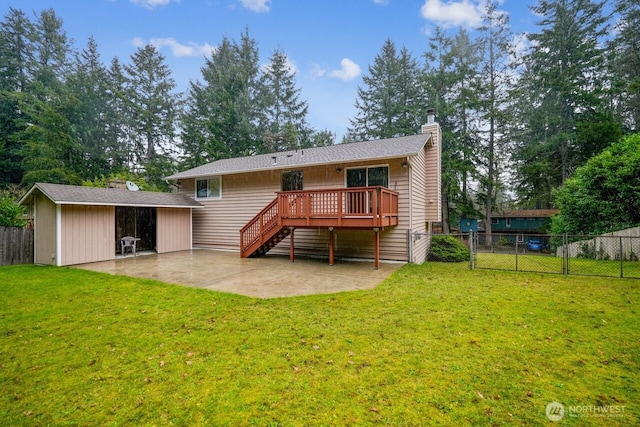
<box><xmin>609</xmin><ymin>0</ymin><xmax>640</xmax><ymax>131</ymax></box>
<box><xmin>0</xmin><ymin>8</ymin><xmax>34</xmax><ymax>185</ymax></box>
<box><xmin>513</xmin><ymin>0</ymin><xmax>609</xmax><ymax>207</ymax></box>
<box><xmin>180</xmin><ymin>30</ymin><xmax>261</xmax><ymax>167</ymax></box>
<box><xmin>475</xmin><ymin>1</ymin><xmax>515</xmax><ymax>234</ymax></box>
<box><xmin>66</xmin><ymin>37</ymin><xmax>114</xmax><ymax>180</ymax></box>
<box><xmin>348</xmin><ymin>39</ymin><xmax>423</xmax><ymax>141</ymax></box>
<box><xmin>551</xmin><ymin>133</ymin><xmax>640</xmax><ymax>235</ymax></box>
<box><xmin>257</xmin><ymin>48</ymin><xmax>311</xmax><ymax>152</ymax></box>
<box><xmin>122</xmin><ymin>44</ymin><xmax>180</xmax><ymax>188</ymax></box>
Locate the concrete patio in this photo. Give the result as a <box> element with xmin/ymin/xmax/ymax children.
<box><xmin>74</xmin><ymin>249</ymin><xmax>403</xmax><ymax>298</ymax></box>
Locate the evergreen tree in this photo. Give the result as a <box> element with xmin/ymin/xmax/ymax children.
<box><xmin>0</xmin><ymin>8</ymin><xmax>35</xmax><ymax>185</ymax></box>
<box><xmin>180</xmin><ymin>30</ymin><xmax>261</xmax><ymax>166</ymax></box>
<box><xmin>513</xmin><ymin>0</ymin><xmax>609</xmax><ymax>207</ymax></box>
<box><xmin>66</xmin><ymin>37</ymin><xmax>113</xmax><ymax>179</ymax></box>
<box><xmin>475</xmin><ymin>1</ymin><xmax>515</xmax><ymax>234</ymax></box>
<box><xmin>609</xmin><ymin>0</ymin><xmax>640</xmax><ymax>131</ymax></box>
<box><xmin>122</xmin><ymin>44</ymin><xmax>179</xmax><ymax>188</ymax></box>
<box><xmin>17</xmin><ymin>9</ymin><xmax>80</xmax><ymax>187</ymax></box>
<box><xmin>257</xmin><ymin>48</ymin><xmax>311</xmax><ymax>152</ymax></box>
<box><xmin>348</xmin><ymin>39</ymin><xmax>423</xmax><ymax>140</ymax></box>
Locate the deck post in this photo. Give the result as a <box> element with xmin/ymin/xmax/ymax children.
<box><xmin>328</xmin><ymin>227</ymin><xmax>334</xmax><ymax>266</ymax></box>
<box><xmin>374</xmin><ymin>227</ymin><xmax>380</xmax><ymax>269</ymax></box>
<box><xmin>289</xmin><ymin>227</ymin><xmax>295</xmax><ymax>262</ymax></box>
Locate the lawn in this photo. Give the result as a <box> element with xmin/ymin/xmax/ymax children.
<box><xmin>1</xmin><ymin>263</ymin><xmax>638</xmax><ymax>426</ymax></box>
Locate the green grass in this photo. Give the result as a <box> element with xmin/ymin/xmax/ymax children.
<box><xmin>477</xmin><ymin>252</ymin><xmax>640</xmax><ymax>278</ymax></box>
<box><xmin>1</xmin><ymin>263</ymin><xmax>638</xmax><ymax>426</ymax></box>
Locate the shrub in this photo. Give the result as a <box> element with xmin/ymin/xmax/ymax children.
<box><xmin>428</xmin><ymin>235</ymin><xmax>470</xmax><ymax>262</ymax></box>
<box><xmin>0</xmin><ymin>196</ymin><xmax>26</xmax><ymax>228</ymax></box>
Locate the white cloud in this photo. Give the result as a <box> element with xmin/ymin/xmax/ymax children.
<box><xmin>329</xmin><ymin>58</ymin><xmax>361</xmax><ymax>81</ymax></box>
<box><xmin>373</xmin><ymin>0</ymin><xmax>389</xmax><ymax>5</ymax></box>
<box><xmin>420</xmin><ymin>0</ymin><xmax>482</xmax><ymax>28</ymax></box>
<box><xmin>129</xmin><ymin>0</ymin><xmax>177</xmax><ymax>9</ymax></box>
<box><xmin>311</xmin><ymin>58</ymin><xmax>361</xmax><ymax>81</ymax></box>
<box><xmin>132</xmin><ymin>37</ymin><xmax>216</xmax><ymax>57</ymax></box>
<box><xmin>239</xmin><ymin>0</ymin><xmax>271</xmax><ymax>13</ymax></box>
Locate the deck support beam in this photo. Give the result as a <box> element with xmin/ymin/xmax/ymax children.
<box><xmin>289</xmin><ymin>227</ymin><xmax>295</xmax><ymax>262</ymax></box>
<box><xmin>328</xmin><ymin>227</ymin><xmax>334</xmax><ymax>266</ymax></box>
<box><xmin>374</xmin><ymin>227</ymin><xmax>380</xmax><ymax>270</ymax></box>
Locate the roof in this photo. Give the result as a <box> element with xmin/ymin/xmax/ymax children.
<box><xmin>19</xmin><ymin>183</ymin><xmax>203</xmax><ymax>209</ymax></box>
<box><xmin>165</xmin><ymin>133</ymin><xmax>433</xmax><ymax>180</ymax></box>
<box><xmin>496</xmin><ymin>209</ymin><xmax>559</xmax><ymax>218</ymax></box>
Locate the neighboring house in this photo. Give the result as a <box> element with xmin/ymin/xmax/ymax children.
<box><xmin>165</xmin><ymin>118</ymin><xmax>442</xmax><ymax>266</ymax></box>
<box><xmin>460</xmin><ymin>218</ymin><xmax>479</xmax><ymax>233</ymax></box>
<box><xmin>18</xmin><ymin>183</ymin><xmax>202</xmax><ymax>266</ymax></box>
<box><xmin>490</xmin><ymin>209</ymin><xmax>559</xmax><ymax>235</ymax></box>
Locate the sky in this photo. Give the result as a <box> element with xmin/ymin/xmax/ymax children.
<box><xmin>3</xmin><ymin>0</ymin><xmax>539</xmax><ymax>140</ymax></box>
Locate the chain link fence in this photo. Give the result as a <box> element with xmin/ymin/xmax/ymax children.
<box><xmin>464</xmin><ymin>232</ymin><xmax>640</xmax><ymax>279</ymax></box>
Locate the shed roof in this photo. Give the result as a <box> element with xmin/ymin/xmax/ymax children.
<box><xmin>19</xmin><ymin>182</ymin><xmax>203</xmax><ymax>209</ymax></box>
<box><xmin>165</xmin><ymin>133</ymin><xmax>433</xmax><ymax>180</ymax></box>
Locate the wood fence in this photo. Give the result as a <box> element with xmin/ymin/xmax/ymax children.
<box><xmin>0</xmin><ymin>226</ymin><xmax>34</xmax><ymax>266</ymax></box>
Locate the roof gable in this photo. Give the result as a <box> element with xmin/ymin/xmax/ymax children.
<box><xmin>19</xmin><ymin>183</ymin><xmax>203</xmax><ymax>208</ymax></box>
<box><xmin>166</xmin><ymin>133</ymin><xmax>432</xmax><ymax>180</ymax></box>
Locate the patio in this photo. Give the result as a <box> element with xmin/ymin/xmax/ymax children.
<box><xmin>74</xmin><ymin>249</ymin><xmax>403</xmax><ymax>298</ymax></box>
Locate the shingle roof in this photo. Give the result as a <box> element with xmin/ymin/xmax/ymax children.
<box><xmin>165</xmin><ymin>133</ymin><xmax>433</xmax><ymax>180</ymax></box>
<box><xmin>19</xmin><ymin>183</ymin><xmax>202</xmax><ymax>208</ymax></box>
<box><xmin>498</xmin><ymin>209</ymin><xmax>559</xmax><ymax>218</ymax></box>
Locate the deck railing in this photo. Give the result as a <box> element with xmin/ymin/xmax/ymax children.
<box><xmin>277</xmin><ymin>186</ymin><xmax>399</xmax><ymax>228</ymax></box>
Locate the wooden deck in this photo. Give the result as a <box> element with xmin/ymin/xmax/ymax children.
<box><xmin>240</xmin><ymin>187</ymin><xmax>399</xmax><ymax>267</ymax></box>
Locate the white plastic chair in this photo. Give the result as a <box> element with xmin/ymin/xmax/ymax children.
<box><xmin>121</xmin><ymin>236</ymin><xmax>137</xmax><ymax>256</ymax></box>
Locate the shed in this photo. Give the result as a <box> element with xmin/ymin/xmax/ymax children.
<box><xmin>19</xmin><ymin>183</ymin><xmax>203</xmax><ymax>266</ymax></box>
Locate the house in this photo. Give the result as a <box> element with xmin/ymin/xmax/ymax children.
<box><xmin>490</xmin><ymin>209</ymin><xmax>558</xmax><ymax>242</ymax></box>
<box><xmin>18</xmin><ymin>183</ymin><xmax>202</xmax><ymax>266</ymax></box>
<box><xmin>460</xmin><ymin>218</ymin><xmax>479</xmax><ymax>233</ymax></box>
<box><xmin>165</xmin><ymin>117</ymin><xmax>442</xmax><ymax>266</ymax></box>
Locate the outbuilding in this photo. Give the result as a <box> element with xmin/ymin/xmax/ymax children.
<box><xmin>18</xmin><ymin>182</ymin><xmax>202</xmax><ymax>266</ymax></box>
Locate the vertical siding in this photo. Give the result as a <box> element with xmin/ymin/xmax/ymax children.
<box><xmin>60</xmin><ymin>205</ymin><xmax>115</xmax><ymax>266</ymax></box>
<box><xmin>156</xmin><ymin>208</ymin><xmax>192</xmax><ymax>253</ymax></box>
<box><xmin>179</xmin><ymin>159</ymin><xmax>413</xmax><ymax>261</ymax></box>
<box><xmin>34</xmin><ymin>194</ymin><xmax>57</xmax><ymax>265</ymax></box>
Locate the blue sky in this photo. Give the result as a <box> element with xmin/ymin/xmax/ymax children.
<box><xmin>5</xmin><ymin>0</ymin><xmax>538</xmax><ymax>139</ymax></box>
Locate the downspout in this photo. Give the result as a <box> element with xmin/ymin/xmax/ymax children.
<box><xmin>407</xmin><ymin>156</ymin><xmax>413</xmax><ymax>263</ymax></box>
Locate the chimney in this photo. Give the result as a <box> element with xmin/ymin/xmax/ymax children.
<box><xmin>421</xmin><ymin>109</ymin><xmax>437</xmax><ymax>134</ymax></box>
<box><xmin>107</xmin><ymin>179</ymin><xmax>127</xmax><ymax>189</ymax></box>
<box><xmin>427</xmin><ymin>108</ymin><xmax>436</xmax><ymax>124</ymax></box>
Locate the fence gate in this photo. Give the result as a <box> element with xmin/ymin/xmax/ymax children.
<box><xmin>468</xmin><ymin>232</ymin><xmax>640</xmax><ymax>279</ymax></box>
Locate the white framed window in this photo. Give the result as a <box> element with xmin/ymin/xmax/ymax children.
<box><xmin>506</xmin><ymin>217</ymin><xmax>511</xmax><ymax>228</ymax></box>
<box><xmin>491</xmin><ymin>218</ymin><xmax>498</xmax><ymax>224</ymax></box>
<box><xmin>196</xmin><ymin>176</ymin><xmax>222</xmax><ymax>199</ymax></box>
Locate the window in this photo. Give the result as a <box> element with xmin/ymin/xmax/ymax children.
<box><xmin>506</xmin><ymin>217</ymin><xmax>511</xmax><ymax>228</ymax></box>
<box><xmin>282</xmin><ymin>171</ymin><xmax>303</xmax><ymax>191</ymax></box>
<box><xmin>491</xmin><ymin>218</ymin><xmax>499</xmax><ymax>224</ymax></box>
<box><xmin>196</xmin><ymin>176</ymin><xmax>221</xmax><ymax>199</ymax></box>
<box><xmin>346</xmin><ymin>166</ymin><xmax>389</xmax><ymax>188</ymax></box>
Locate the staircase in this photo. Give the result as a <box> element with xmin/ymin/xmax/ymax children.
<box><xmin>240</xmin><ymin>198</ymin><xmax>288</xmax><ymax>258</ymax></box>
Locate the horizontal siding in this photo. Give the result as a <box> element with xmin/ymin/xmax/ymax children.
<box><xmin>157</xmin><ymin>208</ymin><xmax>192</xmax><ymax>253</ymax></box>
<box><xmin>410</xmin><ymin>146</ymin><xmax>429</xmax><ymax>263</ymax></box>
<box><xmin>179</xmin><ymin>159</ymin><xmax>413</xmax><ymax>261</ymax></box>
<box><xmin>61</xmin><ymin>205</ymin><xmax>114</xmax><ymax>266</ymax></box>
<box><xmin>422</xmin><ymin>122</ymin><xmax>442</xmax><ymax>222</ymax></box>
